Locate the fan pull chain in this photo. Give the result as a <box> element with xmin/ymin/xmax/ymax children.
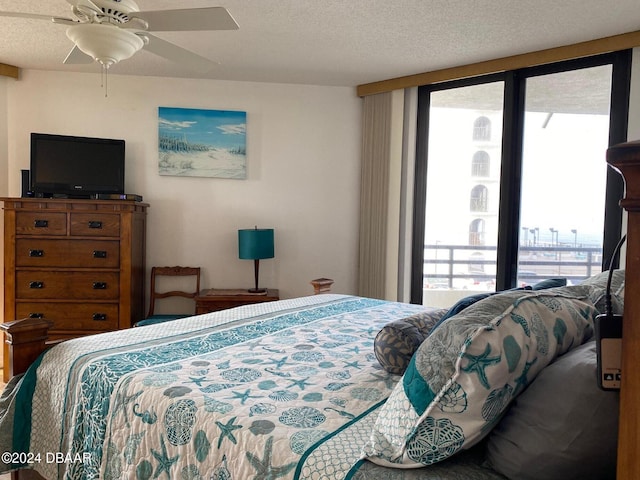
<box><xmin>100</xmin><ymin>64</ymin><xmax>109</xmax><ymax>98</ymax></box>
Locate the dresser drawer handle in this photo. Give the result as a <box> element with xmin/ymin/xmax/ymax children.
<box><xmin>88</xmin><ymin>221</ymin><xmax>103</xmax><ymax>229</ymax></box>
<box><xmin>34</xmin><ymin>219</ymin><xmax>49</xmax><ymax>228</ymax></box>
<box><xmin>29</xmin><ymin>281</ymin><xmax>44</xmax><ymax>289</ymax></box>
<box><xmin>92</xmin><ymin>313</ymin><xmax>107</xmax><ymax>321</ymax></box>
<box><xmin>92</xmin><ymin>282</ymin><xmax>107</xmax><ymax>290</ymax></box>
<box><xmin>29</xmin><ymin>249</ymin><xmax>44</xmax><ymax>257</ymax></box>
<box><xmin>93</xmin><ymin>250</ymin><xmax>107</xmax><ymax>258</ymax></box>
<box><xmin>29</xmin><ymin>313</ymin><xmax>44</xmax><ymax>319</ymax></box>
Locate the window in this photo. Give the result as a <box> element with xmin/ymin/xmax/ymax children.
<box><xmin>470</xmin><ymin>185</ymin><xmax>488</xmax><ymax>212</ymax></box>
<box><xmin>417</xmin><ymin>81</ymin><xmax>504</xmax><ymax>296</ymax></box>
<box><xmin>469</xmin><ymin>219</ymin><xmax>486</xmax><ymax>246</ymax></box>
<box><xmin>472</xmin><ymin>151</ymin><xmax>490</xmax><ymax>177</ymax></box>
<box><xmin>473</xmin><ymin>116</ymin><xmax>491</xmax><ymax>141</ymax></box>
<box><xmin>412</xmin><ymin>51</ymin><xmax>631</xmax><ymax>306</ymax></box>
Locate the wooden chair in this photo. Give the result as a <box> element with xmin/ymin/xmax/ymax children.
<box><xmin>135</xmin><ymin>266</ymin><xmax>201</xmax><ymax>327</ymax></box>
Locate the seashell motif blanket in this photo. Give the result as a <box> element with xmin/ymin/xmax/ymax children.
<box><xmin>1</xmin><ymin>295</ymin><xmax>443</xmax><ymax>480</ymax></box>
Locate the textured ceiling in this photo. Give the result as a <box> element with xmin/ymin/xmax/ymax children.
<box><xmin>1</xmin><ymin>0</ymin><xmax>640</xmax><ymax>88</ymax></box>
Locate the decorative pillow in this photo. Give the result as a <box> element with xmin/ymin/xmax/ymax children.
<box><xmin>486</xmin><ymin>341</ymin><xmax>618</xmax><ymax>480</ymax></box>
<box><xmin>430</xmin><ymin>278</ymin><xmax>568</xmax><ymax>336</ymax></box>
<box><xmin>363</xmin><ymin>288</ymin><xmax>597</xmax><ymax>467</ymax></box>
<box><xmin>374</xmin><ymin>309</ymin><xmax>447</xmax><ymax>375</ymax></box>
<box><xmin>581</xmin><ymin>269</ymin><xmax>625</xmax><ymax>315</ymax></box>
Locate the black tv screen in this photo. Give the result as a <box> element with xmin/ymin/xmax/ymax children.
<box><xmin>30</xmin><ymin>133</ymin><xmax>125</xmax><ymax>197</ymax></box>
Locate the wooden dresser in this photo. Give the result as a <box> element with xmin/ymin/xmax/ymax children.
<box><xmin>2</xmin><ymin>198</ymin><xmax>148</xmax><ymax>375</ymax></box>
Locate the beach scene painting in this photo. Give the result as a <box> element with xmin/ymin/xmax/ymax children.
<box><xmin>158</xmin><ymin>107</ymin><xmax>247</xmax><ymax>179</ymax></box>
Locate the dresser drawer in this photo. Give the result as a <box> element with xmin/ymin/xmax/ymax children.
<box><xmin>16</xmin><ymin>271</ymin><xmax>120</xmax><ymax>300</ymax></box>
<box><xmin>16</xmin><ymin>239</ymin><xmax>120</xmax><ymax>268</ymax></box>
<box><xmin>16</xmin><ymin>212</ymin><xmax>67</xmax><ymax>236</ymax></box>
<box><xmin>16</xmin><ymin>302</ymin><xmax>119</xmax><ymax>331</ymax></box>
<box><xmin>70</xmin><ymin>213</ymin><xmax>120</xmax><ymax>237</ymax></box>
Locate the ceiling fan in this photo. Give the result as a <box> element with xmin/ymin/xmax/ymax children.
<box><xmin>0</xmin><ymin>0</ymin><xmax>239</xmax><ymax>73</ymax></box>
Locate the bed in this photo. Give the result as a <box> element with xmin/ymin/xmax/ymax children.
<box><xmin>0</xmin><ymin>140</ymin><xmax>638</xmax><ymax>480</ymax></box>
<box><xmin>0</xmin><ymin>295</ymin><xmax>510</xmax><ymax>480</ymax></box>
<box><xmin>0</xmin><ymin>279</ymin><xmax>625</xmax><ymax>480</ymax></box>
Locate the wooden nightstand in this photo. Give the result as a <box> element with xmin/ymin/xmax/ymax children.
<box><xmin>195</xmin><ymin>289</ymin><xmax>279</xmax><ymax>314</ymax></box>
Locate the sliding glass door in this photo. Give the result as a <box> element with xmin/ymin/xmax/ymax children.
<box><xmin>413</xmin><ymin>51</ymin><xmax>631</xmax><ymax>306</ymax></box>
<box><xmin>422</xmin><ymin>81</ymin><xmax>504</xmax><ymax>307</ymax></box>
<box><xmin>518</xmin><ymin>65</ymin><xmax>612</xmax><ymax>286</ymax></box>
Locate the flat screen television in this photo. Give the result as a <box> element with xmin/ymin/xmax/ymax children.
<box><xmin>30</xmin><ymin>133</ymin><xmax>125</xmax><ymax>198</ymax></box>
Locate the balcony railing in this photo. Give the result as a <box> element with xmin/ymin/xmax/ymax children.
<box><xmin>423</xmin><ymin>243</ymin><xmax>602</xmax><ymax>289</ymax></box>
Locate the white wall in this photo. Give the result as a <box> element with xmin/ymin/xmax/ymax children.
<box><xmin>3</xmin><ymin>70</ymin><xmax>362</xmax><ymax>307</ymax></box>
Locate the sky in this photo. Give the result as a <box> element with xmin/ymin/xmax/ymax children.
<box><xmin>425</xmin><ymin>107</ymin><xmax>609</xmax><ymax>248</ymax></box>
<box><xmin>158</xmin><ymin>107</ymin><xmax>246</xmax><ymax>150</ymax></box>
<box><xmin>519</xmin><ymin>111</ymin><xmax>608</xmax><ymax>242</ymax></box>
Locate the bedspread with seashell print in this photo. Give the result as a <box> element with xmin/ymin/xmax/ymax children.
<box><xmin>8</xmin><ymin>295</ymin><xmax>438</xmax><ymax>480</ymax></box>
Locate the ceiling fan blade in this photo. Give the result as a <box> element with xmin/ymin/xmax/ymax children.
<box><xmin>0</xmin><ymin>11</ymin><xmax>58</xmax><ymax>21</ymax></box>
<box><xmin>63</xmin><ymin>45</ymin><xmax>94</xmax><ymax>64</ymax></box>
<box><xmin>144</xmin><ymin>34</ymin><xmax>219</xmax><ymax>73</ymax></box>
<box><xmin>135</xmin><ymin>7</ymin><xmax>239</xmax><ymax>32</ymax></box>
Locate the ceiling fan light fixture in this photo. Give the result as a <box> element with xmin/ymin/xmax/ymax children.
<box><xmin>66</xmin><ymin>23</ymin><xmax>144</xmax><ymax>67</ymax></box>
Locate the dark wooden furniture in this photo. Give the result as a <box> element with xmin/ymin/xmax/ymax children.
<box><xmin>195</xmin><ymin>288</ymin><xmax>279</xmax><ymax>314</ymax></box>
<box><xmin>146</xmin><ymin>266</ymin><xmax>201</xmax><ymax>317</ymax></box>
<box><xmin>0</xmin><ymin>317</ymin><xmax>53</xmax><ymax>379</ymax></box>
<box><xmin>1</xmin><ymin>197</ymin><xmax>147</xmax><ymax>381</ymax></box>
<box><xmin>605</xmin><ymin>141</ymin><xmax>640</xmax><ymax>480</ymax></box>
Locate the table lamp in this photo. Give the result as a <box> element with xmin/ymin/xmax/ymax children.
<box><xmin>238</xmin><ymin>227</ymin><xmax>275</xmax><ymax>293</ymax></box>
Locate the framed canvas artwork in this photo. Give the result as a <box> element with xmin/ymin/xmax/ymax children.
<box><xmin>158</xmin><ymin>106</ymin><xmax>247</xmax><ymax>179</ymax></box>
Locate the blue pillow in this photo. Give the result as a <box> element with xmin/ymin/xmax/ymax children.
<box><xmin>438</xmin><ymin>292</ymin><xmax>494</xmax><ymax>321</ymax></box>
<box><xmin>531</xmin><ymin>277</ymin><xmax>567</xmax><ymax>290</ymax></box>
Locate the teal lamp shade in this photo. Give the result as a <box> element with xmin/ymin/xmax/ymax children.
<box><xmin>238</xmin><ymin>228</ymin><xmax>274</xmax><ymax>292</ymax></box>
<box><xmin>238</xmin><ymin>228</ymin><xmax>275</xmax><ymax>260</ymax></box>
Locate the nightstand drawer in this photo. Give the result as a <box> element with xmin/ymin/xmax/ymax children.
<box><xmin>16</xmin><ymin>302</ymin><xmax>119</xmax><ymax>331</ymax></box>
<box><xmin>16</xmin><ymin>212</ymin><xmax>67</xmax><ymax>235</ymax></box>
<box><xmin>195</xmin><ymin>289</ymin><xmax>279</xmax><ymax>314</ymax></box>
<box><xmin>16</xmin><ymin>271</ymin><xmax>120</xmax><ymax>300</ymax></box>
<box><xmin>16</xmin><ymin>239</ymin><xmax>120</xmax><ymax>268</ymax></box>
<box><xmin>70</xmin><ymin>213</ymin><xmax>120</xmax><ymax>237</ymax></box>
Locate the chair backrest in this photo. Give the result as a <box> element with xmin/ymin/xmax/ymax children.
<box><xmin>148</xmin><ymin>266</ymin><xmax>201</xmax><ymax>317</ymax></box>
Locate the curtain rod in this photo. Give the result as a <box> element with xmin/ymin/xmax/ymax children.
<box><xmin>357</xmin><ymin>30</ymin><xmax>640</xmax><ymax>97</ymax></box>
